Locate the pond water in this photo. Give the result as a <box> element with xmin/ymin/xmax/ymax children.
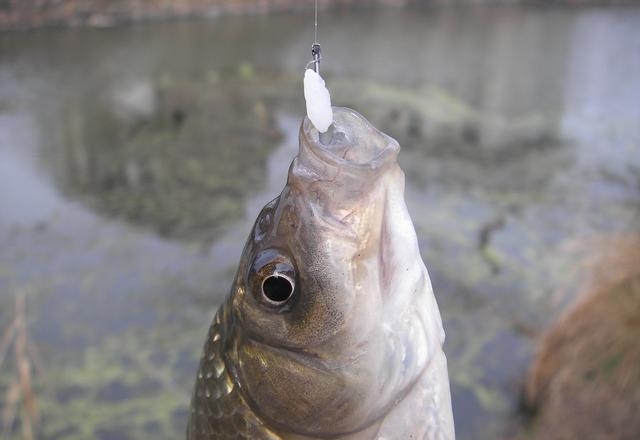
<box><xmin>1</xmin><ymin>5</ymin><xmax>639</xmax><ymax>440</ymax></box>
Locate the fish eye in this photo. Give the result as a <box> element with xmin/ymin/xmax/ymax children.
<box><xmin>261</xmin><ymin>274</ymin><xmax>295</xmax><ymax>305</ymax></box>
<box><xmin>249</xmin><ymin>248</ymin><xmax>297</xmax><ymax>309</ymax></box>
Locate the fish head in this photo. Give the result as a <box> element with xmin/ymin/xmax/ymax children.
<box><xmin>226</xmin><ymin>108</ymin><xmax>444</xmax><ymax>436</ymax></box>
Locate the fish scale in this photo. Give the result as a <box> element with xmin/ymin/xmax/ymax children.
<box><xmin>189</xmin><ymin>302</ymin><xmax>281</xmax><ymax>439</ymax></box>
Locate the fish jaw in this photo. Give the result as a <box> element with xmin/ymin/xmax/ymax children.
<box><xmin>194</xmin><ymin>107</ymin><xmax>453</xmax><ymax>438</ymax></box>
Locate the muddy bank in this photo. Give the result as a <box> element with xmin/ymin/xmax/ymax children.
<box><xmin>517</xmin><ymin>235</ymin><xmax>640</xmax><ymax>440</ymax></box>
<box><xmin>0</xmin><ymin>0</ymin><xmax>392</xmax><ymax>31</ymax></box>
<box><xmin>1</xmin><ymin>0</ymin><xmax>637</xmax><ymax>31</ymax></box>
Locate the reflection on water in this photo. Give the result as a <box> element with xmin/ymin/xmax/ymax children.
<box><xmin>1</xmin><ymin>6</ymin><xmax>639</xmax><ymax>440</ymax></box>
<box><xmin>55</xmin><ymin>77</ymin><xmax>281</xmax><ymax>241</ymax></box>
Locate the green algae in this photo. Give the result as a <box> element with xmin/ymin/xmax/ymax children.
<box><xmin>12</xmin><ymin>325</ymin><xmax>199</xmax><ymax>440</ymax></box>
<box><xmin>601</xmin><ymin>352</ymin><xmax>623</xmax><ymax>376</ymax></box>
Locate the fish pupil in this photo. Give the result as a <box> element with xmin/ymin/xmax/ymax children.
<box><xmin>262</xmin><ymin>275</ymin><xmax>294</xmax><ymax>303</ymax></box>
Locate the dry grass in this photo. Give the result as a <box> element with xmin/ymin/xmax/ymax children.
<box><xmin>0</xmin><ymin>292</ymin><xmax>42</xmax><ymax>440</ymax></box>
<box><xmin>520</xmin><ymin>234</ymin><xmax>640</xmax><ymax>440</ymax></box>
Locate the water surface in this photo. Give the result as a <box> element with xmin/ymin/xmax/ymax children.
<box><xmin>1</xmin><ymin>6</ymin><xmax>639</xmax><ymax>440</ymax></box>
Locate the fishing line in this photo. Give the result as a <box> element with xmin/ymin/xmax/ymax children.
<box><xmin>308</xmin><ymin>0</ymin><xmax>322</xmax><ymax>73</ymax></box>
<box><xmin>314</xmin><ymin>0</ymin><xmax>318</xmax><ymax>44</ymax></box>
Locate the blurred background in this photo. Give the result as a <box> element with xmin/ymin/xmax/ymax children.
<box><xmin>1</xmin><ymin>1</ymin><xmax>639</xmax><ymax>439</ymax></box>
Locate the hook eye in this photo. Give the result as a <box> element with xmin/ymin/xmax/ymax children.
<box><xmin>305</xmin><ymin>43</ymin><xmax>321</xmax><ymax>73</ymax></box>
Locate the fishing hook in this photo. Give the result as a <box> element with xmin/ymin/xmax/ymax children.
<box><xmin>306</xmin><ymin>43</ymin><xmax>322</xmax><ymax>73</ymax></box>
<box><xmin>306</xmin><ymin>0</ymin><xmax>321</xmax><ymax>73</ymax></box>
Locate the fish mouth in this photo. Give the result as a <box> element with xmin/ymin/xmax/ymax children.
<box><xmin>291</xmin><ymin>107</ymin><xmax>403</xmax><ymax>238</ymax></box>
<box><xmin>298</xmin><ymin>107</ymin><xmax>400</xmax><ymax>178</ymax></box>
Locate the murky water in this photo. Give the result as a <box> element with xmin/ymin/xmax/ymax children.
<box><xmin>1</xmin><ymin>5</ymin><xmax>639</xmax><ymax>440</ymax></box>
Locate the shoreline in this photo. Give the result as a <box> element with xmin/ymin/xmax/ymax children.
<box><xmin>1</xmin><ymin>1</ymin><xmax>638</xmax><ymax>32</ymax></box>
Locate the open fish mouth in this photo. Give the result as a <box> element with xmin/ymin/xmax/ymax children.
<box><xmin>289</xmin><ymin>107</ymin><xmax>404</xmax><ymax>240</ymax></box>
<box><xmin>299</xmin><ymin>107</ymin><xmax>400</xmax><ymax>172</ymax></box>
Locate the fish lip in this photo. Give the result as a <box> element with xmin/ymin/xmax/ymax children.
<box><xmin>300</xmin><ymin>107</ymin><xmax>400</xmax><ymax>174</ymax></box>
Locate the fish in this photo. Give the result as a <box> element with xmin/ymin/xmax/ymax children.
<box><xmin>187</xmin><ymin>107</ymin><xmax>455</xmax><ymax>440</ymax></box>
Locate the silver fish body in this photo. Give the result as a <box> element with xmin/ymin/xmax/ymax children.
<box><xmin>188</xmin><ymin>108</ymin><xmax>455</xmax><ymax>440</ymax></box>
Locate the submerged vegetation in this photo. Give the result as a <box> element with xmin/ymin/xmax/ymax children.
<box><xmin>5</xmin><ymin>64</ymin><xmax>634</xmax><ymax>439</ymax></box>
